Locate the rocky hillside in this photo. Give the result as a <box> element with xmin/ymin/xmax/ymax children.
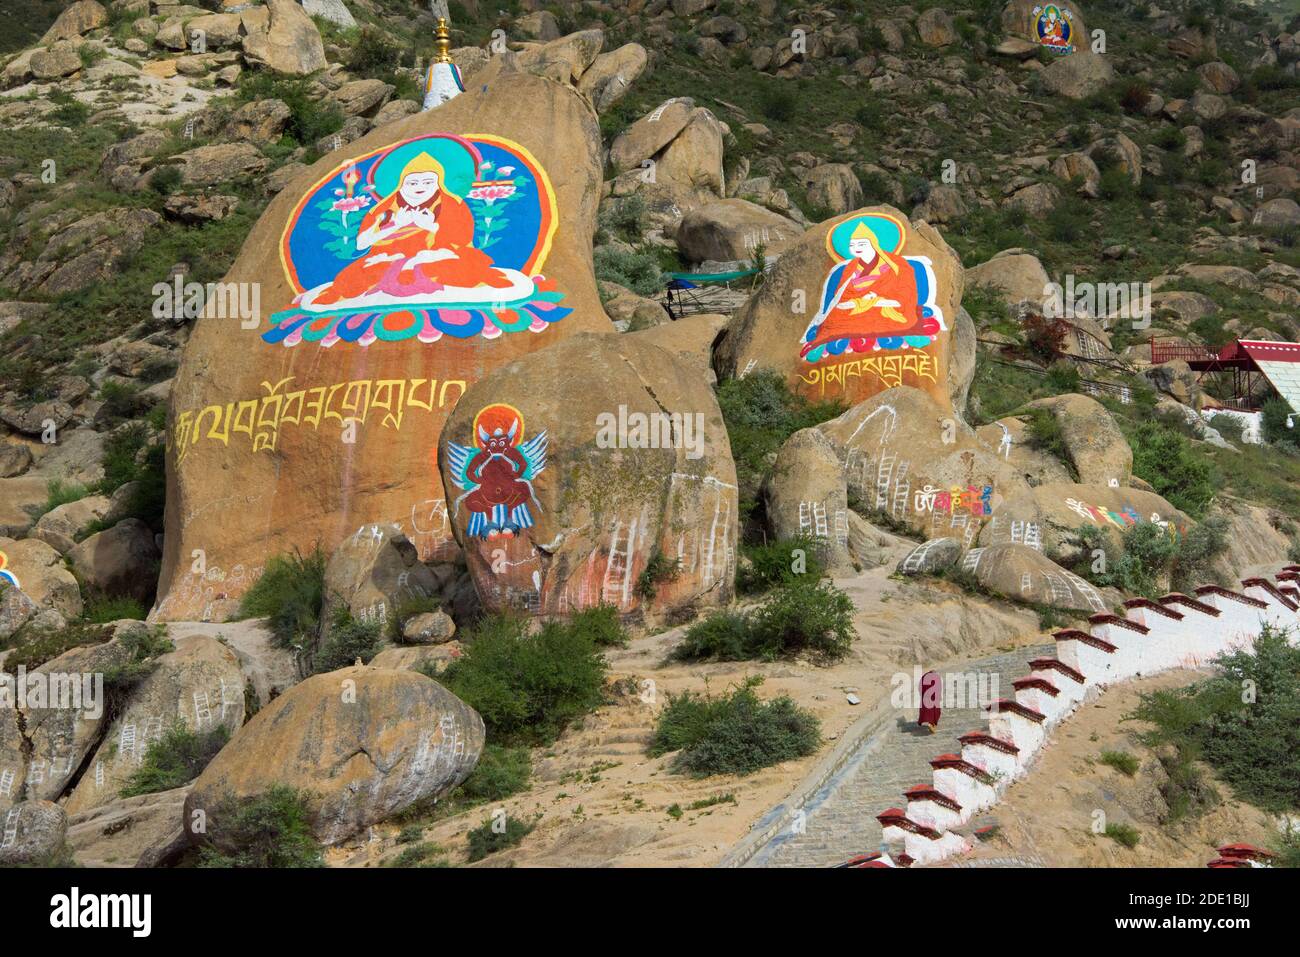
<box><xmin>0</xmin><ymin>0</ymin><xmax>1297</xmax><ymax>869</ymax></box>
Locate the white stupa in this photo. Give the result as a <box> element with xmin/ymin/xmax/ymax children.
<box><xmin>422</xmin><ymin>17</ymin><xmax>465</xmax><ymax>111</ymax></box>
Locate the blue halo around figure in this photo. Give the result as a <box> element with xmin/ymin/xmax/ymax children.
<box><xmin>828</xmin><ymin>212</ymin><xmax>907</xmax><ymax>260</ymax></box>
<box><xmin>369</xmin><ymin>135</ymin><xmax>480</xmax><ymax>200</ymax></box>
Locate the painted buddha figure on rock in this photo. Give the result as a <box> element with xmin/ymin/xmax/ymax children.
<box><xmin>800</xmin><ymin>214</ymin><xmax>943</xmax><ymax>363</ymax></box>
<box><xmin>308</xmin><ymin>152</ymin><xmax>513</xmax><ymax>308</ymax></box>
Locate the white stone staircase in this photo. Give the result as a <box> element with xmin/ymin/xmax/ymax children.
<box><xmin>873</xmin><ymin>569</ymin><xmax>1300</xmax><ymax>867</ymax></box>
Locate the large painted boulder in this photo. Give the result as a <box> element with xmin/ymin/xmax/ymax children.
<box><xmin>1002</xmin><ymin>0</ymin><xmax>1087</xmax><ymax>55</ymax></box>
<box><xmin>715</xmin><ymin>207</ymin><xmax>963</xmax><ymax>415</ymax></box>
<box><xmin>980</xmin><ymin>481</ymin><xmax>1192</xmax><ymax>559</ymax></box>
<box><xmin>814</xmin><ymin>387</ymin><xmax>1024</xmax><ymax>548</ymax></box>
<box><xmin>156</xmin><ymin>73</ymin><xmax>612</xmax><ymax>620</ymax></box>
<box><xmin>437</xmin><ymin>333</ymin><xmax>738</xmax><ymax>618</ymax></box>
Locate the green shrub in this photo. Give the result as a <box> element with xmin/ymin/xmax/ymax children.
<box><xmin>1103</xmin><ymin>821</ymin><xmax>1141</xmax><ymax>848</ymax></box>
<box><xmin>82</xmin><ymin>595</ymin><xmax>147</xmax><ymax>623</ymax></box>
<box><xmin>1128</xmin><ymin>420</ymin><xmax>1217</xmax><ymax>517</ymax></box>
<box><xmin>237</xmin><ymin>548</ymin><xmax>327</xmax><ymax>651</ymax></box>
<box><xmin>121</xmin><ymin>723</ymin><xmax>230</xmax><ymax>797</ymax></box>
<box><xmin>94</xmin><ymin>425</ymin><xmax>166</xmax><ymax>532</ymax></box>
<box><xmin>346</xmin><ymin>26</ymin><xmax>405</xmax><ymax>77</ymax></box>
<box><xmin>759</xmin><ymin>84</ymin><xmax>797</xmax><ymax>122</ymax></box>
<box><xmin>1261</xmin><ymin>397</ymin><xmax>1296</xmax><ymax>445</ymax></box>
<box><xmin>455</xmin><ymin>744</ymin><xmax>532</xmax><ymax>804</ymax></box>
<box><xmin>596</xmin><ymin>194</ymin><xmax>647</xmax><ymax>244</ymax></box>
<box><xmin>1127</xmin><ymin>625</ymin><xmax>1299</xmax><ymax>813</ymax></box>
<box><xmin>41</xmin><ymin>479</ymin><xmax>88</xmax><ymax>516</ymax></box>
<box><xmin>1098</xmin><ymin>750</ymin><xmax>1139</xmax><ymax>776</ymax></box>
<box><xmin>311</xmin><ymin>612</ymin><xmax>382</xmax><ymax>674</ymax></box>
<box><xmin>593</xmin><ymin>246</ymin><xmax>663</xmax><ymax>297</ymax></box>
<box><xmin>748</xmin><ymin>578</ymin><xmax>855</xmax><ymax>661</ymax></box>
<box><xmin>635</xmin><ymin>548</ymin><xmax>681</xmax><ymax>601</ymax></box>
<box><xmin>737</xmin><ymin>536</ymin><xmax>825</xmax><ymax>594</ymax></box>
<box><xmin>649</xmin><ymin>677</ymin><xmax>821</xmax><ymax>777</ymax></box>
<box><xmin>671</xmin><ymin>610</ymin><xmax>752</xmax><ymax>662</ymax></box>
<box><xmin>566</xmin><ymin>603</ymin><xmax>628</xmax><ymax>648</ymax></box>
<box><xmin>437</xmin><ymin>614</ymin><xmax>607</xmax><ymax>746</ymax></box>
<box><xmin>97</xmin><ymin>381</ymin><xmax>152</xmax><ymax>426</ymax></box>
<box><xmin>1113</xmin><ymin>522</ymin><xmax>1179</xmax><ymax>597</ymax></box>
<box><xmin>148</xmin><ymin>164</ymin><xmax>183</xmax><ymax>196</ymax></box>
<box><xmin>1023</xmin><ymin>407</ymin><xmax>1073</xmax><ymax>474</ymax></box>
<box><xmin>197</xmin><ymin>786</ymin><xmax>324</xmax><ymax>868</ymax></box>
<box><xmin>237</xmin><ymin>73</ymin><xmax>343</xmax><ymax>148</ymax></box>
<box><xmin>388</xmin><ymin>841</ymin><xmax>450</xmax><ymax>867</ymax></box>
<box><xmin>466</xmin><ymin>814</ymin><xmax>534</xmax><ymax>862</ymax></box>
<box><xmin>101</xmin><ymin>625</ymin><xmax>174</xmax><ymax>706</ymax></box>
<box><xmin>672</xmin><ymin>578</ymin><xmax>855</xmax><ymax>663</ymax></box>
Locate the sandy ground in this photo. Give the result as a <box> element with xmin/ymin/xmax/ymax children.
<box><xmin>962</xmin><ymin>670</ymin><xmax>1283</xmax><ymax>868</ymax></box>
<box><xmin>331</xmin><ymin>562</ymin><xmax>1057</xmax><ymax>868</ymax></box>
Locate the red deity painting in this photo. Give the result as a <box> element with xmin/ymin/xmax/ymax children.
<box><xmin>446</xmin><ymin>404</ymin><xmax>548</xmax><ymax>540</ymax></box>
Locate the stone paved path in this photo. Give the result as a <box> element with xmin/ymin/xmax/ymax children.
<box><xmin>747</xmin><ymin>642</ymin><xmax>1054</xmax><ymax>867</ymax></box>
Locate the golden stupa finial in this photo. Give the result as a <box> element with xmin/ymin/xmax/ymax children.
<box><xmin>434</xmin><ymin>17</ymin><xmax>452</xmax><ymax>64</ymax></box>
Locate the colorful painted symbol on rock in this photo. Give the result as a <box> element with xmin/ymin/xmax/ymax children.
<box><xmin>264</xmin><ymin>133</ymin><xmax>570</xmax><ymax>348</ymax></box>
<box><xmin>446</xmin><ymin>404</ymin><xmax>548</xmax><ymax>540</ymax></box>
<box><xmin>0</xmin><ymin>550</ymin><xmax>18</xmax><ymax>590</ymax></box>
<box><xmin>1032</xmin><ymin>5</ymin><xmax>1074</xmax><ymax>54</ymax></box>
<box><xmin>800</xmin><ymin>212</ymin><xmax>946</xmax><ymax>365</ymax></box>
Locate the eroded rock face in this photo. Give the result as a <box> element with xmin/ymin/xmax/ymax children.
<box><xmin>240</xmin><ymin>0</ymin><xmax>327</xmax><ymax>76</ymax></box>
<box><xmin>64</xmin><ymin>635</ymin><xmax>245</xmax><ymax>816</ymax></box>
<box><xmin>0</xmin><ymin>801</ymin><xmax>66</xmax><ymax>865</ymax></box>
<box><xmin>715</xmin><ymin>207</ymin><xmax>963</xmax><ymax>415</ymax></box>
<box><xmin>815</xmin><ymin>387</ymin><xmax>1021</xmax><ymax>546</ymax></box>
<box><xmin>157</xmin><ymin>73</ymin><xmax>613</xmax><ymax>620</ymax></box>
<box><xmin>1023</xmin><ymin>393</ymin><xmax>1132</xmax><ymax>487</ymax></box>
<box><xmin>437</xmin><ymin>333</ymin><xmax>738</xmax><ymax>618</ymax></box>
<box><xmin>963</xmin><ymin>542</ymin><xmax>1110</xmax><ymax>613</ymax></box>
<box><xmin>184</xmin><ymin>667</ymin><xmax>484</xmax><ymax>848</ymax></box>
<box><xmin>321</xmin><ymin>523</ymin><xmax>438</xmax><ymax>630</ymax></box>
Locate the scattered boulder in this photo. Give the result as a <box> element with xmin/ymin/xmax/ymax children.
<box><xmin>676</xmin><ymin>199</ymin><xmax>803</xmax><ymax>262</ymax></box>
<box><xmin>1022</xmin><ymin>393</ymin><xmax>1132</xmax><ymax>487</ymax></box>
<box><xmin>964</xmin><ymin>542</ymin><xmax>1108</xmax><ymax>613</ymax></box>
<box><xmin>802</xmin><ymin>163</ymin><xmax>865</xmax><ymax>216</ymax></box>
<box><xmin>30</xmin><ymin>41</ymin><xmax>83</xmax><ymax>81</ymax></box>
<box><xmin>916</xmin><ymin>8</ymin><xmax>957</xmax><ymax>47</ymax></box>
<box><xmin>608</xmin><ymin>98</ymin><xmax>697</xmax><ymax>174</ymax></box>
<box><xmin>401</xmin><ymin>610</ymin><xmax>455</xmax><ymax>644</ymax></box>
<box><xmin>64</xmin><ymin>635</ymin><xmax>245</xmax><ymax>816</ymax></box>
<box><xmin>577</xmin><ymin>43</ymin><xmax>648</xmax><ymax>112</ymax></box>
<box><xmin>333</xmin><ymin>78</ymin><xmax>393</xmax><ymax>117</ymax></box>
<box><xmin>765</xmin><ymin>428</ymin><xmax>852</xmax><ymax>569</ymax></box>
<box><xmin>965</xmin><ymin>251</ymin><xmax>1050</xmax><ymax>306</ymax></box>
<box><xmin>29</xmin><ymin>495</ymin><xmax>109</xmax><ymax>555</ymax></box>
<box><xmin>896</xmin><ymin>537</ymin><xmax>963</xmax><ymax>575</ymax></box>
<box><xmin>184</xmin><ymin>667</ymin><xmax>484</xmax><ymax>847</ymax></box>
<box><xmin>0</xmin><ymin>537</ymin><xmax>83</xmax><ymax>617</ymax></box>
<box><xmin>322</xmin><ymin>524</ymin><xmax>438</xmax><ymax>631</ymax></box>
<box><xmin>1039</xmin><ymin>50</ymin><xmax>1115</xmax><ymax>100</ymax></box>
<box><xmin>67</xmin><ymin>786</ymin><xmax>190</xmax><ymax>868</ymax></box>
<box><xmin>67</xmin><ymin>519</ymin><xmax>161</xmax><ymax>605</ymax></box>
<box><xmin>40</xmin><ymin>0</ymin><xmax>107</xmax><ymax>43</ymax></box>
<box><xmin>1143</xmin><ymin>359</ymin><xmax>1202</xmax><ymax>406</ymax></box>
<box><xmin>170</xmin><ymin>143</ymin><xmax>270</xmax><ymax>187</ymax></box>
<box><xmin>240</xmin><ymin>0</ymin><xmax>327</xmax><ymax>75</ymax></box>
<box><xmin>222</xmin><ymin>98</ymin><xmax>291</xmax><ymax>146</ymax></box>
<box><xmin>1253</xmin><ymin>198</ymin><xmax>1300</xmax><ymax>229</ymax></box>
<box><xmin>1197</xmin><ymin>61</ymin><xmax>1239</xmax><ymax>94</ymax></box>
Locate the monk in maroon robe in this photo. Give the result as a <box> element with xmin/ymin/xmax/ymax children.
<box><xmin>918</xmin><ymin>670</ymin><xmax>942</xmax><ymax>733</ymax></box>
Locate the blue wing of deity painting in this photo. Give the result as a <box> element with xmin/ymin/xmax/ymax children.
<box><xmin>518</xmin><ymin>430</ymin><xmax>548</xmax><ymax>480</ymax></box>
<box><xmin>445</xmin><ymin>441</ymin><xmax>479</xmax><ymax>492</ymax></box>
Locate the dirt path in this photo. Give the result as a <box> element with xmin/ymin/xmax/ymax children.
<box><xmin>334</xmin><ymin>564</ymin><xmax>1053</xmax><ymax>868</ymax></box>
